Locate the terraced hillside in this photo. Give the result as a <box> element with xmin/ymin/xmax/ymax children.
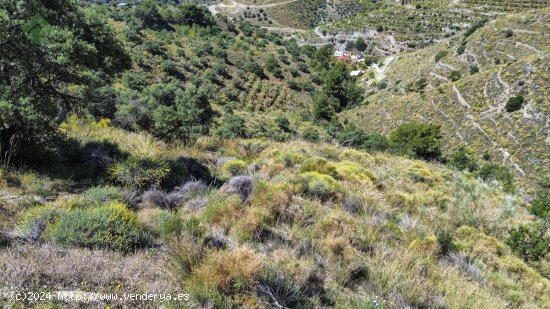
<box><xmin>104</xmin><ymin>4</ymin><xmax>333</xmax><ymax>143</ymax></box>
<box><xmin>461</xmin><ymin>0</ymin><xmax>550</xmax><ymax>12</ymax></box>
<box><xmin>320</xmin><ymin>1</ymin><xmax>486</xmax><ymax>49</ymax></box>
<box><xmin>342</xmin><ymin>7</ymin><xmax>550</xmax><ymax>184</ymax></box>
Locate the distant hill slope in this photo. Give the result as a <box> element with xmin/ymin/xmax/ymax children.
<box><xmin>342</xmin><ymin>7</ymin><xmax>550</xmax><ymax>184</ymax></box>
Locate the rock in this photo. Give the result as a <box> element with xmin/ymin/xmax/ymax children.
<box><xmin>221</xmin><ymin>176</ymin><xmax>254</xmax><ymax>203</ymax></box>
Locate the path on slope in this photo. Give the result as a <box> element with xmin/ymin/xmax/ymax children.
<box><xmin>451</xmin><ymin>84</ymin><xmax>526</xmax><ymax>175</ymax></box>
<box><xmin>366</xmin><ymin>56</ymin><xmax>396</xmax><ymax>86</ymax></box>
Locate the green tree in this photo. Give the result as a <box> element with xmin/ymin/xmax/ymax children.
<box><xmin>505</xmin><ymin>95</ymin><xmax>524</xmax><ymax>112</ymax></box>
<box><xmin>312</xmin><ymin>45</ymin><xmax>334</xmax><ymax>71</ymax></box>
<box><xmin>312</xmin><ymin>92</ymin><xmax>337</xmax><ymax>121</ymax></box>
<box><xmin>133</xmin><ymin>0</ymin><xmax>170</xmax><ymax>30</ymax></box>
<box><xmin>216</xmin><ymin>114</ymin><xmax>247</xmax><ymax>139</ymax></box>
<box><xmin>264</xmin><ymin>54</ymin><xmax>280</xmax><ymax>72</ymax></box>
<box><xmin>355</xmin><ymin>38</ymin><xmax>367</xmax><ymax>52</ymax></box>
<box><xmin>152</xmin><ymin>86</ymin><xmax>214</xmax><ymax>141</ymax></box>
<box><xmin>0</xmin><ymin>0</ymin><xmax>130</xmax><ymax>163</ymax></box>
<box><xmin>174</xmin><ymin>3</ymin><xmax>216</xmax><ymax>28</ymax></box>
<box><xmin>322</xmin><ymin>62</ymin><xmax>361</xmax><ymax>109</ymax></box>
<box><xmin>389</xmin><ymin>123</ymin><xmax>442</xmax><ymax>160</ymax></box>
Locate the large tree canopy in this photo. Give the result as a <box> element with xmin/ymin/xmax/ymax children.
<box><xmin>0</xmin><ymin>0</ymin><xmax>130</xmax><ymax>163</ymax></box>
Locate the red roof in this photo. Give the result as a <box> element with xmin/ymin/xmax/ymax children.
<box><xmin>337</xmin><ymin>55</ymin><xmax>352</xmax><ymax>62</ymax></box>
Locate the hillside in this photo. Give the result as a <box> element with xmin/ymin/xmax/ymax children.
<box><xmin>1</xmin><ymin>121</ymin><xmax>549</xmax><ymax>308</ymax></box>
<box><xmin>99</xmin><ymin>3</ymin><xmax>337</xmax><ymax>143</ymax></box>
<box><xmin>342</xmin><ymin>7</ymin><xmax>550</xmax><ymax>185</ymax></box>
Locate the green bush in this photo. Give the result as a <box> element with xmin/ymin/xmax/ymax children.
<box><xmin>313</xmin><ymin>92</ymin><xmax>337</xmax><ymax>121</ymax></box>
<box><xmin>295</xmin><ymin>172</ymin><xmax>343</xmax><ymax>201</ymax></box>
<box><xmin>389</xmin><ymin>122</ymin><xmax>442</xmax><ymax>160</ymax></box>
<box><xmin>18</xmin><ymin>206</ymin><xmax>66</xmax><ymax>239</ymax></box>
<box><xmin>49</xmin><ymin>203</ymin><xmax>149</xmax><ymax>252</ymax></box>
<box><xmin>275</xmin><ymin>116</ymin><xmax>291</xmax><ymax>132</ymax></box>
<box><xmin>152</xmin><ymin>85</ymin><xmax>214</xmax><ymax>141</ymax></box>
<box><xmin>435</xmin><ymin>50</ymin><xmax>448</xmax><ymax>63</ymax></box>
<box><xmin>302</xmin><ymin>127</ymin><xmax>320</xmax><ymax>142</ymax></box>
<box><xmin>470</xmin><ymin>64</ymin><xmax>479</xmax><ymax>75</ymax></box>
<box><xmin>436</xmin><ymin>229</ymin><xmax>455</xmax><ymax>256</ymax></box>
<box><xmin>336</xmin><ymin>126</ymin><xmax>389</xmax><ymax>152</ymax></box>
<box><xmin>82</xmin><ymin>186</ymin><xmax>124</xmax><ymax>207</ymax></box>
<box><xmin>157</xmin><ymin>211</ymin><xmax>183</xmax><ymax>240</ymax></box>
<box><xmin>507</xmin><ymin>224</ymin><xmax>549</xmax><ymax>261</ymax></box>
<box><xmin>221</xmin><ymin>159</ymin><xmax>247</xmax><ymax>177</ymax></box>
<box><xmin>530</xmin><ymin>176</ymin><xmax>550</xmax><ymax>220</ymax></box>
<box><xmin>505</xmin><ymin>95</ymin><xmax>524</xmax><ymax>112</ymax></box>
<box><xmin>449</xmin><ymin>70</ymin><xmax>462</xmax><ymax>81</ymax></box>
<box><xmin>476</xmin><ymin>164</ymin><xmax>514</xmax><ymax>193</ymax></box>
<box><xmin>216</xmin><ymin>115</ymin><xmax>247</xmax><ymax>139</ymax></box>
<box><xmin>503</xmin><ymin>29</ymin><xmax>513</xmax><ymax>38</ymax></box>
<box><xmin>174</xmin><ymin>3</ymin><xmax>216</xmax><ymax>28</ymax></box>
<box><xmin>299</xmin><ymin>157</ymin><xmax>338</xmax><ymax>178</ymax></box>
<box><xmin>464</xmin><ymin>18</ymin><xmax>488</xmax><ymax>38</ymax></box>
<box><xmin>110</xmin><ymin>158</ymin><xmax>171</xmax><ymax>189</ymax></box>
<box><xmin>449</xmin><ymin>147</ymin><xmax>478</xmax><ymax>172</ymax></box>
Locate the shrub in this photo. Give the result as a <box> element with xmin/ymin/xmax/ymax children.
<box><xmin>174</xmin><ymin>3</ymin><xmax>216</xmax><ymax>28</ymax></box>
<box><xmin>295</xmin><ymin>172</ymin><xmax>343</xmax><ymax>201</ymax></box>
<box><xmin>152</xmin><ymin>85</ymin><xmax>214</xmax><ymax>141</ymax></box>
<box><xmin>258</xmin><ymin>267</ymin><xmax>308</xmax><ymax>308</ymax></box>
<box><xmin>216</xmin><ymin>115</ymin><xmax>247</xmax><ymax>139</ymax></box>
<box><xmin>449</xmin><ymin>147</ymin><xmax>478</xmax><ymax>172</ymax></box>
<box><xmin>449</xmin><ymin>70</ymin><xmax>462</xmax><ymax>81</ymax></box>
<box><xmin>157</xmin><ymin>211</ymin><xmax>183</xmax><ymax>240</ymax></box>
<box><xmin>275</xmin><ymin>116</ymin><xmax>291</xmax><ymax>132</ymax></box>
<box><xmin>313</xmin><ymin>92</ymin><xmax>337</xmax><ymax>121</ymax></box>
<box><xmin>336</xmin><ymin>126</ymin><xmax>388</xmax><ymax>151</ymax></box>
<box><xmin>530</xmin><ymin>175</ymin><xmax>550</xmax><ymax>220</ymax></box>
<box><xmin>470</xmin><ymin>64</ymin><xmax>479</xmax><ymax>75</ymax></box>
<box><xmin>18</xmin><ymin>206</ymin><xmax>66</xmax><ymax>241</ymax></box>
<box><xmin>507</xmin><ymin>224</ymin><xmax>549</xmax><ymax>261</ymax></box>
<box><xmin>436</xmin><ymin>229</ymin><xmax>455</xmax><ymax>256</ymax></box>
<box><xmin>299</xmin><ymin>157</ymin><xmax>338</xmax><ymax>177</ymax></box>
<box><xmin>477</xmin><ymin>164</ymin><xmax>514</xmax><ymax>193</ymax></box>
<box><xmin>335</xmin><ymin>162</ymin><xmax>373</xmax><ymax>182</ymax></box>
<box><xmin>49</xmin><ymin>203</ymin><xmax>149</xmax><ymax>252</ymax></box>
<box><xmin>275</xmin><ymin>152</ymin><xmax>305</xmax><ymax>167</ymax></box>
<box><xmin>110</xmin><ymin>158</ymin><xmax>171</xmax><ymax>189</ymax></box>
<box><xmin>82</xmin><ymin>186</ymin><xmax>124</xmax><ymax>207</ymax></box>
<box><xmin>221</xmin><ymin>159</ymin><xmax>247</xmax><ymax>177</ymax></box>
<box><xmin>435</xmin><ymin>50</ymin><xmax>448</xmax><ymax>63</ymax></box>
<box><xmin>503</xmin><ymin>29</ymin><xmax>513</xmax><ymax>38</ymax></box>
<box><xmin>172</xmin><ymin>181</ymin><xmax>209</xmax><ymax>202</ymax></box>
<box><xmin>389</xmin><ymin>122</ymin><xmax>442</xmax><ymax>160</ymax></box>
<box><xmin>464</xmin><ymin>18</ymin><xmax>488</xmax><ymax>38</ymax></box>
<box><xmin>505</xmin><ymin>95</ymin><xmax>524</xmax><ymax>112</ymax></box>
<box><xmin>140</xmin><ymin>188</ymin><xmax>171</xmax><ymax>209</ymax></box>
<box><xmin>302</xmin><ymin>127</ymin><xmax>320</xmax><ymax>142</ymax></box>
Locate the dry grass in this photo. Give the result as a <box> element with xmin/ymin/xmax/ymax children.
<box><xmin>0</xmin><ymin>244</ymin><xmax>177</xmax><ymax>307</ymax></box>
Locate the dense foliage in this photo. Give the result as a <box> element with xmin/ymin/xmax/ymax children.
<box><xmin>0</xmin><ymin>0</ymin><xmax>130</xmax><ymax>163</ymax></box>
